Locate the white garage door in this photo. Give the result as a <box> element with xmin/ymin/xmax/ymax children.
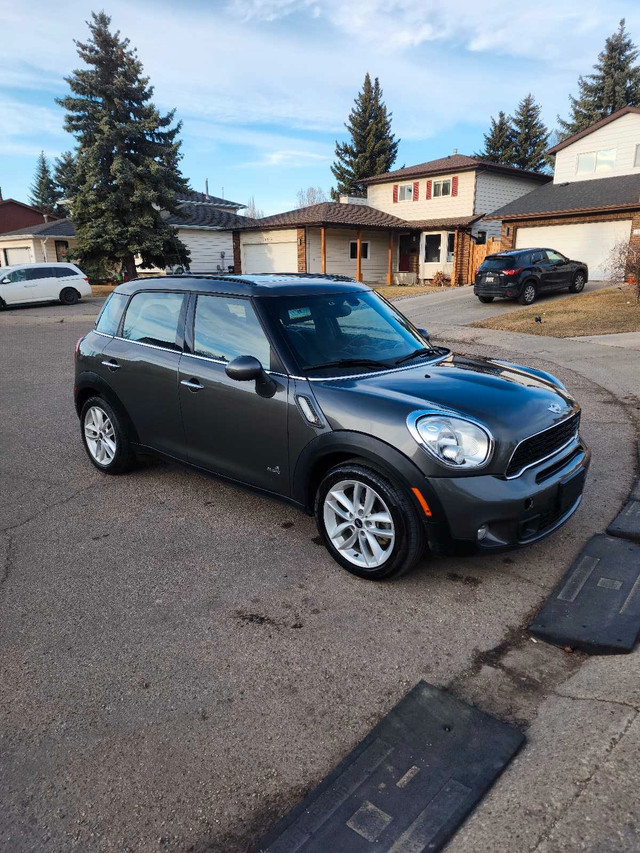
<box><xmin>4</xmin><ymin>246</ymin><xmax>31</xmax><ymax>265</ymax></box>
<box><xmin>242</xmin><ymin>240</ymin><xmax>297</xmax><ymax>274</ymax></box>
<box><xmin>515</xmin><ymin>220</ymin><xmax>632</xmax><ymax>280</ymax></box>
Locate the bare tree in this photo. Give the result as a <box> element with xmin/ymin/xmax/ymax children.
<box><xmin>605</xmin><ymin>239</ymin><xmax>640</xmax><ymax>302</ymax></box>
<box><xmin>245</xmin><ymin>196</ymin><xmax>264</xmax><ymax>219</ymax></box>
<box><xmin>295</xmin><ymin>187</ymin><xmax>327</xmax><ymax>208</ymax></box>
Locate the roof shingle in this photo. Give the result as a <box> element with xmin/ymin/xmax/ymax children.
<box><xmin>361</xmin><ymin>154</ymin><xmax>551</xmax><ymax>185</ymax></box>
<box><xmin>166</xmin><ymin>205</ymin><xmax>255</xmax><ymax>229</ymax></box>
<box><xmin>241</xmin><ymin>202</ymin><xmax>422</xmax><ymax>231</ymax></box>
<box><xmin>0</xmin><ymin>219</ymin><xmax>75</xmax><ymax>238</ymax></box>
<box><xmin>175</xmin><ymin>189</ymin><xmax>245</xmax><ymax>209</ymax></box>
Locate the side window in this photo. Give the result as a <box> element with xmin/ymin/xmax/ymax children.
<box><xmin>56</xmin><ymin>267</ymin><xmax>77</xmax><ymax>278</ymax></box>
<box><xmin>193</xmin><ymin>295</ymin><xmax>270</xmax><ymax>368</ymax></box>
<box><xmin>4</xmin><ymin>268</ymin><xmax>27</xmax><ymax>282</ymax></box>
<box><xmin>122</xmin><ymin>291</ymin><xmax>184</xmax><ymax>350</ymax></box>
<box><xmin>545</xmin><ymin>250</ymin><xmax>565</xmax><ymax>263</ymax></box>
<box><xmin>530</xmin><ymin>252</ymin><xmax>545</xmax><ymax>265</ymax></box>
<box><xmin>26</xmin><ymin>267</ymin><xmax>53</xmax><ymax>280</ymax></box>
<box><xmin>95</xmin><ymin>292</ymin><xmax>129</xmax><ymax>336</ymax></box>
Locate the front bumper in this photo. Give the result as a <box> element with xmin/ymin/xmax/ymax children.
<box><xmin>422</xmin><ymin>440</ymin><xmax>590</xmax><ymax>552</ymax></box>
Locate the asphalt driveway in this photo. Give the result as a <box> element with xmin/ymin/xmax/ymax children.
<box><xmin>0</xmin><ymin>290</ymin><xmax>635</xmax><ymax>852</ymax></box>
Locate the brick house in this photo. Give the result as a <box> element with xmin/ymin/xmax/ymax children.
<box><xmin>486</xmin><ymin>107</ymin><xmax>640</xmax><ymax>279</ymax></box>
<box><xmin>235</xmin><ymin>155</ymin><xmax>549</xmax><ymax>284</ymax></box>
<box><xmin>0</xmin><ymin>197</ymin><xmax>60</xmax><ymax>249</ymax></box>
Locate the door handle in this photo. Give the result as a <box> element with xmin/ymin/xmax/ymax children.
<box><xmin>181</xmin><ymin>378</ymin><xmax>204</xmax><ymax>392</ymax></box>
<box><xmin>101</xmin><ymin>359</ymin><xmax>121</xmax><ymax>371</ymax></box>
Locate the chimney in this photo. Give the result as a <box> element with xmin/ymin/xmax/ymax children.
<box><xmin>453</xmin><ymin>148</ymin><xmax>458</xmax><ymax>155</ymax></box>
<box><xmin>204</xmin><ymin>178</ymin><xmax>209</xmax><ymax>198</ymax></box>
<box><xmin>43</xmin><ymin>213</ymin><xmax>49</xmax><ymax>224</ymax></box>
<box><xmin>0</xmin><ymin>186</ymin><xmax>3</xmax><ymax>201</ymax></box>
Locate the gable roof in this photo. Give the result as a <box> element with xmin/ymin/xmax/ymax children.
<box><xmin>361</xmin><ymin>154</ymin><xmax>551</xmax><ymax>186</ymax></box>
<box><xmin>165</xmin><ymin>204</ymin><xmax>255</xmax><ymax>229</ymax></box>
<box><xmin>240</xmin><ymin>202</ymin><xmax>419</xmax><ymax>231</ymax></box>
<box><xmin>0</xmin><ymin>197</ymin><xmax>60</xmax><ymax>218</ymax></box>
<box><xmin>0</xmin><ymin>219</ymin><xmax>75</xmax><ymax>238</ymax></box>
<box><xmin>547</xmin><ymin>106</ymin><xmax>640</xmax><ymax>154</ymax></box>
<box><xmin>175</xmin><ymin>189</ymin><xmax>245</xmax><ymax>209</ymax></box>
<box><xmin>484</xmin><ymin>172</ymin><xmax>640</xmax><ymax>220</ymax></box>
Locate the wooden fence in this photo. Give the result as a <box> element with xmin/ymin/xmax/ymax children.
<box><xmin>468</xmin><ymin>237</ymin><xmax>501</xmax><ymax>281</ymax></box>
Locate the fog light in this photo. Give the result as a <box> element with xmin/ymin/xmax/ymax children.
<box><xmin>477</xmin><ymin>524</ymin><xmax>488</xmax><ymax>541</ymax></box>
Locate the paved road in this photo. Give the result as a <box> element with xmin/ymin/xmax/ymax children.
<box><xmin>0</xmin><ymin>292</ymin><xmax>637</xmax><ymax>852</ymax></box>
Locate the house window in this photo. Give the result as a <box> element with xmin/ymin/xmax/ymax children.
<box><xmin>635</xmin><ymin>144</ymin><xmax>640</xmax><ymax>167</ymax></box>
<box><xmin>433</xmin><ymin>179</ymin><xmax>451</xmax><ymax>198</ymax></box>
<box><xmin>349</xmin><ymin>241</ymin><xmax>369</xmax><ymax>260</ymax></box>
<box><xmin>576</xmin><ymin>148</ymin><xmax>616</xmax><ymax>174</ymax></box>
<box><xmin>424</xmin><ymin>234</ymin><xmax>442</xmax><ymax>263</ymax></box>
<box><xmin>398</xmin><ymin>184</ymin><xmax>414</xmax><ymax>201</ymax></box>
<box><xmin>55</xmin><ymin>240</ymin><xmax>69</xmax><ymax>261</ymax></box>
<box><xmin>446</xmin><ymin>233</ymin><xmax>455</xmax><ymax>263</ymax></box>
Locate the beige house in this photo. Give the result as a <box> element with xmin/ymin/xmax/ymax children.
<box><xmin>235</xmin><ymin>155</ymin><xmax>549</xmax><ymax>284</ymax></box>
<box><xmin>0</xmin><ymin>219</ymin><xmax>77</xmax><ymax>267</ymax></box>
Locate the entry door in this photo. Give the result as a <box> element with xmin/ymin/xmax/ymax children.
<box><xmin>178</xmin><ymin>293</ymin><xmax>290</xmax><ymax>494</ymax></box>
<box><xmin>100</xmin><ymin>290</ymin><xmax>188</xmax><ymax>458</ymax></box>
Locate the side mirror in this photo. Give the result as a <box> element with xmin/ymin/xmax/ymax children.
<box><xmin>0</xmin><ymin>278</ymin><xmax>9</xmax><ymax>285</ymax></box>
<box><xmin>225</xmin><ymin>355</ymin><xmax>276</xmax><ymax>398</ymax></box>
<box><xmin>417</xmin><ymin>327</ymin><xmax>431</xmax><ymax>342</ymax></box>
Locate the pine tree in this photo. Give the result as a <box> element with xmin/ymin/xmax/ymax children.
<box><xmin>475</xmin><ymin>111</ymin><xmax>515</xmax><ymax>165</ymax></box>
<box><xmin>559</xmin><ymin>19</ymin><xmax>640</xmax><ymax>137</ymax></box>
<box><xmin>331</xmin><ymin>74</ymin><xmax>399</xmax><ymax>199</ymax></box>
<box><xmin>53</xmin><ymin>151</ymin><xmax>81</xmax><ymax>208</ymax></box>
<box><xmin>56</xmin><ymin>12</ymin><xmax>189</xmax><ymax>278</ymax></box>
<box><xmin>29</xmin><ymin>152</ymin><xmax>62</xmax><ymax>215</ymax></box>
<box><xmin>510</xmin><ymin>94</ymin><xmax>550</xmax><ymax>172</ymax></box>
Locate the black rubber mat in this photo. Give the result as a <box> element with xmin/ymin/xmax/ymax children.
<box><xmin>607</xmin><ymin>500</ymin><xmax>640</xmax><ymax>543</ymax></box>
<box><xmin>260</xmin><ymin>681</ymin><xmax>524</xmax><ymax>852</ymax></box>
<box><xmin>530</xmin><ymin>534</ymin><xmax>640</xmax><ymax>654</ymax></box>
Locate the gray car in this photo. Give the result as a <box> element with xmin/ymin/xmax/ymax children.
<box><xmin>74</xmin><ymin>274</ymin><xmax>590</xmax><ymax>580</ymax></box>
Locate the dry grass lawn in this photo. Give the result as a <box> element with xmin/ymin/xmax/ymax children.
<box><xmin>90</xmin><ymin>284</ymin><xmax>118</xmax><ymax>297</ymax></box>
<box><xmin>471</xmin><ymin>285</ymin><xmax>640</xmax><ymax>337</ymax></box>
<box><xmin>373</xmin><ymin>284</ymin><xmax>454</xmax><ymax>299</ymax></box>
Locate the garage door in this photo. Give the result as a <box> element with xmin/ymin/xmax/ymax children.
<box><xmin>242</xmin><ymin>239</ymin><xmax>297</xmax><ymax>274</ymax></box>
<box><xmin>515</xmin><ymin>220</ymin><xmax>632</xmax><ymax>280</ymax></box>
<box><xmin>3</xmin><ymin>246</ymin><xmax>31</xmax><ymax>265</ymax></box>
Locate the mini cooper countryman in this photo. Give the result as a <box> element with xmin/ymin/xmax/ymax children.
<box><xmin>74</xmin><ymin>274</ymin><xmax>590</xmax><ymax>580</ymax></box>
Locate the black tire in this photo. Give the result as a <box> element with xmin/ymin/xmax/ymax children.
<box><xmin>518</xmin><ymin>281</ymin><xmax>537</xmax><ymax>305</ymax></box>
<box><xmin>569</xmin><ymin>271</ymin><xmax>586</xmax><ymax>293</ymax></box>
<box><xmin>314</xmin><ymin>462</ymin><xmax>426</xmax><ymax>580</ymax></box>
<box><xmin>60</xmin><ymin>287</ymin><xmax>80</xmax><ymax>305</ymax></box>
<box><xmin>80</xmin><ymin>396</ymin><xmax>135</xmax><ymax>474</ymax></box>
<box><xmin>477</xmin><ymin>295</ymin><xmax>494</xmax><ymax>303</ymax></box>
<box><xmin>0</xmin><ymin>298</ymin><xmax>5</xmax><ymax>310</ymax></box>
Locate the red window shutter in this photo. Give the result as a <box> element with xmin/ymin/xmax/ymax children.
<box><xmin>392</xmin><ymin>184</ymin><xmax>398</xmax><ymax>203</ymax></box>
<box><xmin>452</xmin><ymin>176</ymin><xmax>458</xmax><ymax>196</ymax></box>
<box><xmin>412</xmin><ymin>181</ymin><xmax>419</xmax><ymax>201</ymax></box>
<box><xmin>426</xmin><ymin>180</ymin><xmax>432</xmax><ymax>200</ymax></box>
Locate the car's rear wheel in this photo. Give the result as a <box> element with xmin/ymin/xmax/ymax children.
<box><xmin>518</xmin><ymin>281</ymin><xmax>537</xmax><ymax>305</ymax></box>
<box><xmin>569</xmin><ymin>272</ymin><xmax>586</xmax><ymax>293</ymax></box>
<box><xmin>315</xmin><ymin>462</ymin><xmax>425</xmax><ymax>580</ymax></box>
<box><xmin>477</xmin><ymin>295</ymin><xmax>494</xmax><ymax>303</ymax></box>
<box><xmin>80</xmin><ymin>396</ymin><xmax>134</xmax><ymax>474</ymax></box>
<box><xmin>60</xmin><ymin>287</ymin><xmax>80</xmax><ymax>305</ymax></box>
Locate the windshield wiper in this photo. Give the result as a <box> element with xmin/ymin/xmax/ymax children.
<box><xmin>303</xmin><ymin>358</ymin><xmax>388</xmax><ymax>372</ymax></box>
<box><xmin>394</xmin><ymin>347</ymin><xmax>435</xmax><ymax>366</ymax></box>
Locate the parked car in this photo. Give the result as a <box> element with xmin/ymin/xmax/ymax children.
<box><xmin>0</xmin><ymin>262</ymin><xmax>90</xmax><ymax>308</ymax></box>
<box><xmin>474</xmin><ymin>248</ymin><xmax>588</xmax><ymax>305</ymax></box>
<box><xmin>74</xmin><ymin>274</ymin><xmax>590</xmax><ymax>580</ymax></box>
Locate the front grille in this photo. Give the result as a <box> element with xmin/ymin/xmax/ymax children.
<box><xmin>507</xmin><ymin>413</ymin><xmax>580</xmax><ymax>478</ymax></box>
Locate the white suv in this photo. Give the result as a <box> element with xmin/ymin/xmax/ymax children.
<box><xmin>0</xmin><ymin>262</ymin><xmax>91</xmax><ymax>308</ymax></box>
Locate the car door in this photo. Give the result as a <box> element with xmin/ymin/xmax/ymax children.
<box><xmin>544</xmin><ymin>250</ymin><xmax>573</xmax><ymax>290</ymax></box>
<box><xmin>100</xmin><ymin>290</ymin><xmax>189</xmax><ymax>459</ymax></box>
<box><xmin>24</xmin><ymin>266</ymin><xmax>59</xmax><ymax>302</ymax></box>
<box><xmin>0</xmin><ymin>267</ymin><xmax>31</xmax><ymax>304</ymax></box>
<box><xmin>178</xmin><ymin>292</ymin><xmax>290</xmax><ymax>495</ymax></box>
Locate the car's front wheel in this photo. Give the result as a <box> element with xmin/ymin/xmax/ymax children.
<box><xmin>60</xmin><ymin>287</ymin><xmax>80</xmax><ymax>305</ymax></box>
<box><xmin>569</xmin><ymin>271</ymin><xmax>586</xmax><ymax>293</ymax></box>
<box><xmin>315</xmin><ymin>462</ymin><xmax>425</xmax><ymax>580</ymax></box>
<box><xmin>80</xmin><ymin>396</ymin><xmax>134</xmax><ymax>474</ymax></box>
<box><xmin>518</xmin><ymin>281</ymin><xmax>537</xmax><ymax>305</ymax></box>
<box><xmin>477</xmin><ymin>295</ymin><xmax>494</xmax><ymax>303</ymax></box>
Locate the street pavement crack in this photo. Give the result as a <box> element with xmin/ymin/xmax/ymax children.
<box><xmin>0</xmin><ymin>481</ymin><xmax>101</xmax><ymax>535</ymax></box>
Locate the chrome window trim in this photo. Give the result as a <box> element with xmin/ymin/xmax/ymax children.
<box><xmin>505</xmin><ymin>413</ymin><xmax>580</xmax><ymax>479</ymax></box>
<box><xmin>406</xmin><ymin>408</ymin><xmax>495</xmax><ymax>471</ymax></box>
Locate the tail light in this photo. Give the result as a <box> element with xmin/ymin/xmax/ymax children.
<box><xmin>83</xmin><ymin>276</ymin><xmax>89</xmax><ymax>282</ymax></box>
<box><xmin>503</xmin><ymin>268</ymin><xmax>523</xmax><ymax>276</ymax></box>
<box><xmin>475</xmin><ymin>267</ymin><xmax>480</xmax><ymax>276</ymax></box>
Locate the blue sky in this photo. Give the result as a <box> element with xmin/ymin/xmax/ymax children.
<box><xmin>2</xmin><ymin>0</ymin><xmax>640</xmax><ymax>215</ymax></box>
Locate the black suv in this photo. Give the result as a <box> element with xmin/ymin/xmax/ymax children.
<box><xmin>75</xmin><ymin>274</ymin><xmax>590</xmax><ymax>580</ymax></box>
<box><xmin>474</xmin><ymin>248</ymin><xmax>588</xmax><ymax>305</ymax></box>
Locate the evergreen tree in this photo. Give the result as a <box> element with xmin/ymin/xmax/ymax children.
<box><xmin>56</xmin><ymin>12</ymin><xmax>189</xmax><ymax>278</ymax></box>
<box><xmin>53</xmin><ymin>151</ymin><xmax>81</xmax><ymax>207</ymax></box>
<box><xmin>29</xmin><ymin>152</ymin><xmax>62</xmax><ymax>215</ymax></box>
<box><xmin>475</xmin><ymin>111</ymin><xmax>515</xmax><ymax>165</ymax></box>
<box><xmin>559</xmin><ymin>19</ymin><xmax>640</xmax><ymax>137</ymax></box>
<box><xmin>510</xmin><ymin>94</ymin><xmax>550</xmax><ymax>172</ymax></box>
<box><xmin>331</xmin><ymin>74</ymin><xmax>399</xmax><ymax>199</ymax></box>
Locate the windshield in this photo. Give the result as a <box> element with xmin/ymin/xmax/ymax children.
<box><xmin>263</xmin><ymin>289</ymin><xmax>434</xmax><ymax>375</ymax></box>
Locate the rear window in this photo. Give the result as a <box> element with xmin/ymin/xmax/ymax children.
<box><xmin>95</xmin><ymin>292</ymin><xmax>128</xmax><ymax>336</ymax></box>
<box><xmin>481</xmin><ymin>256</ymin><xmax>521</xmax><ymax>271</ymax></box>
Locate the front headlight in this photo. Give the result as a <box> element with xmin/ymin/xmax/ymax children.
<box><xmin>407</xmin><ymin>412</ymin><xmax>493</xmax><ymax>469</ymax></box>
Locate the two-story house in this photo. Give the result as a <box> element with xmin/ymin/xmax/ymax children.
<box><xmin>486</xmin><ymin>106</ymin><xmax>640</xmax><ymax>279</ymax></box>
<box><xmin>236</xmin><ymin>154</ymin><xmax>548</xmax><ymax>284</ymax></box>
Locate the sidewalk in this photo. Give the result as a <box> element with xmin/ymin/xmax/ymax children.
<box><xmin>400</xmin><ymin>304</ymin><xmax>640</xmax><ymax>852</ymax></box>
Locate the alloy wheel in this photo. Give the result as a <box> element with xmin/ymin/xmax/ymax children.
<box><xmin>323</xmin><ymin>479</ymin><xmax>395</xmax><ymax>569</ymax></box>
<box><xmin>523</xmin><ymin>284</ymin><xmax>536</xmax><ymax>304</ymax></box>
<box><xmin>573</xmin><ymin>274</ymin><xmax>585</xmax><ymax>292</ymax></box>
<box><xmin>84</xmin><ymin>405</ymin><xmax>117</xmax><ymax>466</ymax></box>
